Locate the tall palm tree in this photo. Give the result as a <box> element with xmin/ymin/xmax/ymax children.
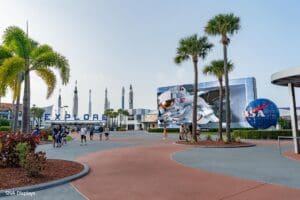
<box><xmin>174</xmin><ymin>34</ymin><xmax>213</xmax><ymax>142</ymax></box>
<box><xmin>0</xmin><ymin>26</ymin><xmax>70</xmax><ymax>133</ymax></box>
<box><xmin>203</xmin><ymin>60</ymin><xmax>234</xmax><ymax>140</ymax></box>
<box><xmin>205</xmin><ymin>13</ymin><xmax>240</xmax><ymax>141</ymax></box>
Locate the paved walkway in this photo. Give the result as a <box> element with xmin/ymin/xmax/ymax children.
<box><xmin>2</xmin><ymin>132</ymin><xmax>300</xmax><ymax>200</ymax></box>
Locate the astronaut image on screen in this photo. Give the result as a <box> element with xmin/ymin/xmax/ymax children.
<box><xmin>158</xmin><ymin>86</ymin><xmax>219</xmax><ymax>126</ymax></box>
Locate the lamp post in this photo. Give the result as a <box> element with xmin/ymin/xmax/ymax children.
<box><xmin>60</xmin><ymin>105</ymin><xmax>68</xmax><ymax>121</ymax></box>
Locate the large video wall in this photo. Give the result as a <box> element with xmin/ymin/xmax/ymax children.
<box><xmin>157</xmin><ymin>77</ymin><xmax>257</xmax><ymax>128</ymax></box>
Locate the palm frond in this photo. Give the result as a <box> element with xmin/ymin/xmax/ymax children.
<box><xmin>205</xmin><ymin>13</ymin><xmax>240</xmax><ymax>36</ymax></box>
<box><xmin>174</xmin><ymin>34</ymin><xmax>213</xmax><ymax>65</ymax></box>
<box><xmin>0</xmin><ymin>57</ymin><xmax>25</xmax><ymax>96</ymax></box>
<box><xmin>35</xmin><ymin>68</ymin><xmax>56</xmax><ymax>98</ymax></box>
<box><xmin>203</xmin><ymin>59</ymin><xmax>234</xmax><ymax>78</ymax></box>
<box><xmin>31</xmin><ymin>45</ymin><xmax>70</xmax><ymax>85</ymax></box>
<box><xmin>2</xmin><ymin>26</ymin><xmax>32</xmax><ymax>58</ymax></box>
<box><xmin>0</xmin><ymin>46</ymin><xmax>12</xmax><ymax>65</ymax></box>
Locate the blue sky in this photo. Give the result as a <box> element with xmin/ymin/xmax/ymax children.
<box><xmin>1</xmin><ymin>0</ymin><xmax>300</xmax><ymax>115</ymax></box>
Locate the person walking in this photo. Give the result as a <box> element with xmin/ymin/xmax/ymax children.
<box><xmin>89</xmin><ymin>126</ymin><xmax>94</xmax><ymax>141</ymax></box>
<box><xmin>99</xmin><ymin>126</ymin><xmax>104</xmax><ymax>141</ymax></box>
<box><xmin>62</xmin><ymin>126</ymin><xmax>68</xmax><ymax>145</ymax></box>
<box><xmin>104</xmin><ymin>126</ymin><xmax>110</xmax><ymax>140</ymax></box>
<box><xmin>80</xmin><ymin>125</ymin><xmax>87</xmax><ymax>146</ymax></box>
<box><xmin>179</xmin><ymin>124</ymin><xmax>185</xmax><ymax>140</ymax></box>
<box><xmin>52</xmin><ymin>126</ymin><xmax>59</xmax><ymax>148</ymax></box>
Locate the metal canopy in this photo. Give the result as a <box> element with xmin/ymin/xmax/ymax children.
<box><xmin>271</xmin><ymin>67</ymin><xmax>300</xmax><ymax>87</ymax></box>
<box><xmin>271</xmin><ymin>67</ymin><xmax>300</xmax><ymax>154</ymax></box>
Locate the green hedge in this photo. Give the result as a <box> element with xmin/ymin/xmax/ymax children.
<box><xmin>233</xmin><ymin>130</ymin><xmax>293</xmax><ymax>139</ymax></box>
<box><xmin>0</xmin><ymin>126</ymin><xmax>11</xmax><ymax>132</ymax></box>
<box><xmin>202</xmin><ymin>128</ymin><xmax>255</xmax><ymax>132</ymax></box>
<box><xmin>147</xmin><ymin>128</ymin><xmax>179</xmax><ymax>133</ymax></box>
<box><xmin>0</xmin><ymin>118</ymin><xmax>10</xmax><ymax>126</ymax></box>
<box><xmin>148</xmin><ymin>127</ymin><xmax>255</xmax><ymax>133</ymax></box>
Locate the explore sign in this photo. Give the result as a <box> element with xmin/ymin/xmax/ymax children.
<box><xmin>44</xmin><ymin>113</ymin><xmax>106</xmax><ymax>121</ymax></box>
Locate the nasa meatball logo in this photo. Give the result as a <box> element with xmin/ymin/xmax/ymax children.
<box><xmin>245</xmin><ymin>98</ymin><xmax>279</xmax><ymax>129</ymax></box>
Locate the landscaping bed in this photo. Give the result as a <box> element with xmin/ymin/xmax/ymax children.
<box><xmin>176</xmin><ymin>140</ymin><xmax>255</xmax><ymax>148</ymax></box>
<box><xmin>0</xmin><ymin>159</ymin><xmax>83</xmax><ymax>190</ymax></box>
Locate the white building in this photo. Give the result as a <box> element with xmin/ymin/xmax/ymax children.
<box><xmin>126</xmin><ymin>108</ymin><xmax>152</xmax><ymax>130</ymax></box>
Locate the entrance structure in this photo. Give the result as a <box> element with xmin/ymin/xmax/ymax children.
<box><xmin>271</xmin><ymin>67</ymin><xmax>300</xmax><ymax>154</ymax></box>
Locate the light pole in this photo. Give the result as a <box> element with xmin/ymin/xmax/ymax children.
<box><xmin>60</xmin><ymin>105</ymin><xmax>68</xmax><ymax>120</ymax></box>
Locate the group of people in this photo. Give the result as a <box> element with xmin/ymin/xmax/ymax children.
<box><xmin>179</xmin><ymin>123</ymin><xmax>193</xmax><ymax>141</ymax></box>
<box><xmin>79</xmin><ymin>125</ymin><xmax>110</xmax><ymax>146</ymax></box>
<box><xmin>52</xmin><ymin>125</ymin><xmax>70</xmax><ymax>148</ymax></box>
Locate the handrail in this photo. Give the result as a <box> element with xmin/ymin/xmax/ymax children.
<box><xmin>277</xmin><ymin>136</ymin><xmax>300</xmax><ymax>154</ymax></box>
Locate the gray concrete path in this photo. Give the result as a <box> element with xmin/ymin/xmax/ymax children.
<box><xmin>173</xmin><ymin>145</ymin><xmax>300</xmax><ymax>188</ymax></box>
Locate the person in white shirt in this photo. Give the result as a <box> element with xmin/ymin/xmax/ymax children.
<box><xmin>80</xmin><ymin>126</ymin><xmax>87</xmax><ymax>145</ymax></box>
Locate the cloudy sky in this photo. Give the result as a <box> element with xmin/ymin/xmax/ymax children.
<box><xmin>1</xmin><ymin>0</ymin><xmax>300</xmax><ymax>115</ymax></box>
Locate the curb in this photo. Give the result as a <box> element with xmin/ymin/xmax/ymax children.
<box><xmin>0</xmin><ymin>161</ymin><xmax>90</xmax><ymax>197</ymax></box>
<box><xmin>174</xmin><ymin>142</ymin><xmax>256</xmax><ymax>148</ymax></box>
<box><xmin>196</xmin><ymin>143</ymin><xmax>256</xmax><ymax>148</ymax></box>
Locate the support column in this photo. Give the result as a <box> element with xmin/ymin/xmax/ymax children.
<box><xmin>288</xmin><ymin>82</ymin><xmax>300</xmax><ymax>154</ymax></box>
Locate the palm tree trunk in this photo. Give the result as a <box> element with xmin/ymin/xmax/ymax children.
<box><xmin>223</xmin><ymin>41</ymin><xmax>231</xmax><ymax>141</ymax></box>
<box><xmin>218</xmin><ymin>77</ymin><xmax>223</xmax><ymax>141</ymax></box>
<box><xmin>22</xmin><ymin>70</ymin><xmax>30</xmax><ymax>134</ymax></box>
<box><xmin>192</xmin><ymin>59</ymin><xmax>198</xmax><ymax>142</ymax></box>
<box><xmin>13</xmin><ymin>95</ymin><xmax>20</xmax><ymax>133</ymax></box>
<box><xmin>11</xmin><ymin>100</ymin><xmax>15</xmax><ymax>132</ymax></box>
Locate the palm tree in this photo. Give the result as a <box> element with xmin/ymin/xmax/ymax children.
<box><xmin>174</xmin><ymin>34</ymin><xmax>213</xmax><ymax>142</ymax></box>
<box><xmin>0</xmin><ymin>45</ymin><xmax>23</xmax><ymax>133</ymax></box>
<box><xmin>205</xmin><ymin>13</ymin><xmax>240</xmax><ymax>141</ymax></box>
<box><xmin>31</xmin><ymin>106</ymin><xmax>45</xmax><ymax>128</ymax></box>
<box><xmin>117</xmin><ymin>108</ymin><xmax>123</xmax><ymax>127</ymax></box>
<box><xmin>104</xmin><ymin>108</ymin><xmax>114</xmax><ymax>128</ymax></box>
<box><xmin>0</xmin><ymin>26</ymin><xmax>70</xmax><ymax>133</ymax></box>
<box><xmin>112</xmin><ymin>111</ymin><xmax>118</xmax><ymax>129</ymax></box>
<box><xmin>203</xmin><ymin>60</ymin><xmax>234</xmax><ymax>140</ymax></box>
<box><xmin>122</xmin><ymin>109</ymin><xmax>130</xmax><ymax>130</ymax></box>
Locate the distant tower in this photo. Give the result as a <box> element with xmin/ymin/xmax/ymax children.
<box><xmin>88</xmin><ymin>89</ymin><xmax>92</xmax><ymax>116</ymax></box>
<box><xmin>104</xmin><ymin>88</ymin><xmax>109</xmax><ymax>111</ymax></box>
<box><xmin>129</xmin><ymin>84</ymin><xmax>133</xmax><ymax>109</ymax></box>
<box><xmin>58</xmin><ymin>89</ymin><xmax>61</xmax><ymax>115</ymax></box>
<box><xmin>121</xmin><ymin>87</ymin><xmax>125</xmax><ymax>110</ymax></box>
<box><xmin>73</xmin><ymin>81</ymin><xmax>78</xmax><ymax>118</ymax></box>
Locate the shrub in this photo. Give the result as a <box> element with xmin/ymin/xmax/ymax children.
<box><xmin>147</xmin><ymin>128</ymin><xmax>179</xmax><ymax>133</ymax></box>
<box><xmin>0</xmin><ymin>126</ymin><xmax>11</xmax><ymax>132</ymax></box>
<box><xmin>67</xmin><ymin>135</ymin><xmax>72</xmax><ymax>141</ymax></box>
<box><xmin>233</xmin><ymin>130</ymin><xmax>293</xmax><ymax>139</ymax></box>
<box><xmin>39</xmin><ymin>129</ymin><xmax>51</xmax><ymax>141</ymax></box>
<box><xmin>223</xmin><ymin>136</ymin><xmax>229</xmax><ymax>143</ymax></box>
<box><xmin>206</xmin><ymin>134</ymin><xmax>212</xmax><ymax>141</ymax></box>
<box><xmin>0</xmin><ymin>133</ymin><xmax>40</xmax><ymax>167</ymax></box>
<box><xmin>0</xmin><ymin>118</ymin><xmax>10</xmax><ymax>126</ymax></box>
<box><xmin>16</xmin><ymin>142</ymin><xmax>30</xmax><ymax>167</ymax></box>
<box><xmin>278</xmin><ymin>117</ymin><xmax>291</xmax><ymax>129</ymax></box>
<box><xmin>23</xmin><ymin>151</ymin><xmax>46</xmax><ymax>177</ymax></box>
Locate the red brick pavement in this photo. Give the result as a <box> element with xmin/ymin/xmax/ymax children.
<box><xmin>72</xmin><ymin>142</ymin><xmax>300</xmax><ymax>200</ymax></box>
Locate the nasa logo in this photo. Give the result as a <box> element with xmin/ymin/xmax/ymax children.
<box><xmin>245</xmin><ymin>98</ymin><xmax>279</xmax><ymax>129</ymax></box>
